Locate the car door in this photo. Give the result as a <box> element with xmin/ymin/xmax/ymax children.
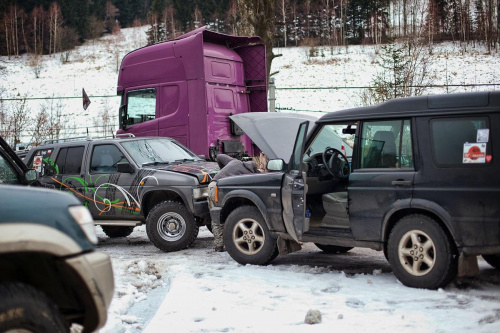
<box><xmin>282</xmin><ymin>121</ymin><xmax>309</xmax><ymax>242</ymax></box>
<box><xmin>86</xmin><ymin>143</ymin><xmax>139</xmax><ymax>220</ymax></box>
<box><xmin>348</xmin><ymin>119</ymin><xmax>415</xmax><ymax>241</ymax></box>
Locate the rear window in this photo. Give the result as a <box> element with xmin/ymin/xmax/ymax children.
<box><xmin>55</xmin><ymin>146</ymin><xmax>85</xmax><ymax>174</ymax></box>
<box><xmin>430</xmin><ymin>117</ymin><xmax>491</xmax><ymax>166</ymax></box>
<box><xmin>28</xmin><ymin>148</ymin><xmax>56</xmax><ymax>176</ymax></box>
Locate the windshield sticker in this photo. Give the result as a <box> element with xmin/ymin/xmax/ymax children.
<box><xmin>33</xmin><ymin>156</ymin><xmax>43</xmax><ymax>173</ymax></box>
<box><xmin>477</xmin><ymin>129</ymin><xmax>489</xmax><ymax>143</ymax></box>
<box><xmin>463</xmin><ymin>143</ymin><xmax>486</xmax><ymax>163</ymax></box>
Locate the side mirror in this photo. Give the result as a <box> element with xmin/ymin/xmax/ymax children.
<box><xmin>267</xmin><ymin>159</ymin><xmax>284</xmax><ymax>172</ymax></box>
<box><xmin>117</xmin><ymin>162</ymin><xmax>134</xmax><ymax>173</ymax></box>
<box><xmin>25</xmin><ymin>169</ymin><xmax>37</xmax><ymax>182</ymax></box>
<box><xmin>119</xmin><ymin>105</ymin><xmax>127</xmax><ymax>130</ymax></box>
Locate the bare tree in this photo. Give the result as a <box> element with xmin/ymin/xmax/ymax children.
<box><xmin>236</xmin><ymin>0</ymin><xmax>280</xmax><ymax>80</ymax></box>
<box><xmin>49</xmin><ymin>2</ymin><xmax>63</xmax><ymax>56</ymax></box>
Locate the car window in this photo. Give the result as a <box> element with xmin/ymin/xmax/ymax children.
<box><xmin>360</xmin><ymin>119</ymin><xmax>413</xmax><ymax>169</ymax></box>
<box><xmin>27</xmin><ymin>148</ymin><xmax>57</xmax><ymax>176</ymax></box>
<box><xmin>430</xmin><ymin>117</ymin><xmax>491</xmax><ymax>166</ymax></box>
<box><xmin>91</xmin><ymin>144</ymin><xmax>127</xmax><ymax>173</ymax></box>
<box><xmin>306</xmin><ymin>124</ymin><xmax>355</xmax><ymax>159</ymax></box>
<box><xmin>0</xmin><ymin>153</ymin><xmax>20</xmax><ymax>184</ymax></box>
<box><xmin>120</xmin><ymin>139</ymin><xmax>200</xmax><ymax>166</ymax></box>
<box><xmin>55</xmin><ymin>146</ymin><xmax>85</xmax><ymax>174</ymax></box>
<box><xmin>126</xmin><ymin>88</ymin><xmax>156</xmax><ymax>125</ymax></box>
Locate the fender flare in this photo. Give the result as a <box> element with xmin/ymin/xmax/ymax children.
<box><xmin>380</xmin><ymin>198</ymin><xmax>456</xmax><ymax>243</ymax></box>
<box><xmin>0</xmin><ymin>223</ymin><xmax>81</xmax><ymax>256</ymax></box>
<box><xmin>221</xmin><ymin>190</ymin><xmax>271</xmax><ymax>226</ymax></box>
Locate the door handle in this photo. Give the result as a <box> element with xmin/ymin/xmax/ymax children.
<box><xmin>391</xmin><ymin>180</ymin><xmax>413</xmax><ymax>187</ymax></box>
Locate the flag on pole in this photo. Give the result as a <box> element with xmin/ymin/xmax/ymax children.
<box><xmin>82</xmin><ymin>88</ymin><xmax>91</xmax><ymax>110</ymax></box>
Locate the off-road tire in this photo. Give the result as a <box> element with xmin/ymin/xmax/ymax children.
<box><xmin>482</xmin><ymin>254</ymin><xmax>500</xmax><ymax>269</ymax></box>
<box><xmin>0</xmin><ymin>282</ymin><xmax>68</xmax><ymax>333</ymax></box>
<box><xmin>101</xmin><ymin>225</ymin><xmax>134</xmax><ymax>238</ymax></box>
<box><xmin>224</xmin><ymin>206</ymin><xmax>278</xmax><ymax>265</ymax></box>
<box><xmin>146</xmin><ymin>201</ymin><xmax>199</xmax><ymax>252</ymax></box>
<box><xmin>388</xmin><ymin>214</ymin><xmax>458</xmax><ymax>289</ymax></box>
<box><xmin>314</xmin><ymin>243</ymin><xmax>353</xmax><ymax>254</ymax></box>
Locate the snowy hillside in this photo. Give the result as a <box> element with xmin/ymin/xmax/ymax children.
<box><xmin>1</xmin><ymin>25</ymin><xmax>500</xmax><ymax>139</ymax></box>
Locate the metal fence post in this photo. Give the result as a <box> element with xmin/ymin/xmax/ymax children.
<box><xmin>269</xmin><ymin>77</ymin><xmax>276</xmax><ymax>112</ymax></box>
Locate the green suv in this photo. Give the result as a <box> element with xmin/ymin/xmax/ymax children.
<box><xmin>0</xmin><ymin>136</ymin><xmax>114</xmax><ymax>332</ymax></box>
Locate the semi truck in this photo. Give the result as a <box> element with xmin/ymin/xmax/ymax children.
<box><xmin>117</xmin><ymin>26</ymin><xmax>268</xmax><ymax>160</ymax></box>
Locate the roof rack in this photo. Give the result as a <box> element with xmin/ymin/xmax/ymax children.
<box><xmin>43</xmin><ymin>133</ymin><xmax>135</xmax><ymax>145</ymax></box>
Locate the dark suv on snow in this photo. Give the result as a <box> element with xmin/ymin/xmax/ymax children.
<box><xmin>211</xmin><ymin>91</ymin><xmax>500</xmax><ymax>289</ymax></box>
<box><xmin>24</xmin><ymin>135</ymin><xmax>219</xmax><ymax>252</ymax></box>
<box><xmin>0</xmin><ymin>136</ymin><xmax>114</xmax><ymax>332</ymax></box>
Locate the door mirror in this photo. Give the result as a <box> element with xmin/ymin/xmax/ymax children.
<box><xmin>25</xmin><ymin>169</ymin><xmax>37</xmax><ymax>182</ymax></box>
<box><xmin>117</xmin><ymin>162</ymin><xmax>134</xmax><ymax>173</ymax></box>
<box><xmin>119</xmin><ymin>104</ymin><xmax>127</xmax><ymax>130</ymax></box>
<box><xmin>267</xmin><ymin>159</ymin><xmax>284</xmax><ymax>171</ymax></box>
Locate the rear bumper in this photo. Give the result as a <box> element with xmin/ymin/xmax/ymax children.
<box><xmin>65</xmin><ymin>251</ymin><xmax>114</xmax><ymax>332</ymax></box>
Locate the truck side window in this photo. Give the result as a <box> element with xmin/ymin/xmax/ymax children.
<box><xmin>55</xmin><ymin>147</ymin><xmax>84</xmax><ymax>174</ymax></box>
<box><xmin>431</xmin><ymin>117</ymin><xmax>491</xmax><ymax>166</ymax></box>
<box><xmin>360</xmin><ymin>119</ymin><xmax>413</xmax><ymax>169</ymax></box>
<box><xmin>91</xmin><ymin>145</ymin><xmax>126</xmax><ymax>174</ymax></box>
<box><xmin>27</xmin><ymin>148</ymin><xmax>55</xmax><ymax>176</ymax></box>
<box><xmin>126</xmin><ymin>89</ymin><xmax>156</xmax><ymax>125</ymax></box>
<box><xmin>0</xmin><ymin>153</ymin><xmax>19</xmax><ymax>184</ymax></box>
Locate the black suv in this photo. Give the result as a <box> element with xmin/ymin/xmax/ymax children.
<box><xmin>0</xmin><ymin>136</ymin><xmax>114</xmax><ymax>332</ymax></box>
<box><xmin>24</xmin><ymin>136</ymin><xmax>219</xmax><ymax>252</ymax></box>
<box><xmin>211</xmin><ymin>91</ymin><xmax>500</xmax><ymax>289</ymax></box>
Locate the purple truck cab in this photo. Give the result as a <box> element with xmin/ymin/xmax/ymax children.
<box><xmin>117</xmin><ymin>26</ymin><xmax>267</xmax><ymax>160</ymax></box>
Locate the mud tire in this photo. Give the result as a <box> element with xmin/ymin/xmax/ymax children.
<box><xmin>388</xmin><ymin>214</ymin><xmax>458</xmax><ymax>289</ymax></box>
<box><xmin>314</xmin><ymin>243</ymin><xmax>353</xmax><ymax>254</ymax></box>
<box><xmin>482</xmin><ymin>254</ymin><xmax>500</xmax><ymax>269</ymax></box>
<box><xmin>146</xmin><ymin>201</ymin><xmax>199</xmax><ymax>252</ymax></box>
<box><xmin>0</xmin><ymin>282</ymin><xmax>68</xmax><ymax>333</ymax></box>
<box><xmin>101</xmin><ymin>225</ymin><xmax>134</xmax><ymax>238</ymax></box>
<box><xmin>224</xmin><ymin>206</ymin><xmax>278</xmax><ymax>265</ymax></box>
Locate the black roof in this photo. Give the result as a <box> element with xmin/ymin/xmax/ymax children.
<box><xmin>317</xmin><ymin>91</ymin><xmax>500</xmax><ymax>123</ymax></box>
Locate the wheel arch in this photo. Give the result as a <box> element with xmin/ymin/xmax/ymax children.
<box><xmin>142</xmin><ymin>188</ymin><xmax>187</xmax><ymax>218</ymax></box>
<box><xmin>0</xmin><ymin>251</ymin><xmax>103</xmax><ymax>331</ymax></box>
<box><xmin>382</xmin><ymin>203</ymin><xmax>458</xmax><ymax>254</ymax></box>
<box><xmin>220</xmin><ymin>190</ymin><xmax>270</xmax><ymax>228</ymax></box>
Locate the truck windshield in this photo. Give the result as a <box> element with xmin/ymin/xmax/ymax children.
<box><xmin>120</xmin><ymin>139</ymin><xmax>201</xmax><ymax>166</ymax></box>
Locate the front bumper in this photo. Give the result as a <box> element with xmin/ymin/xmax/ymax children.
<box><xmin>193</xmin><ymin>199</ymin><xmax>210</xmax><ymax>217</ymax></box>
<box><xmin>65</xmin><ymin>251</ymin><xmax>114</xmax><ymax>332</ymax></box>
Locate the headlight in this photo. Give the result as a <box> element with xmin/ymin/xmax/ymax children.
<box><xmin>193</xmin><ymin>187</ymin><xmax>209</xmax><ymax>200</ymax></box>
<box><xmin>68</xmin><ymin>206</ymin><xmax>98</xmax><ymax>244</ymax></box>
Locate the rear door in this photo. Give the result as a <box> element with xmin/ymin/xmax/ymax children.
<box><xmin>348</xmin><ymin>119</ymin><xmax>415</xmax><ymax>241</ymax></box>
<box><xmin>282</xmin><ymin>122</ymin><xmax>309</xmax><ymax>242</ymax></box>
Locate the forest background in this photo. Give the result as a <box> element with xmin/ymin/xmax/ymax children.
<box><xmin>1</xmin><ymin>0</ymin><xmax>499</xmax><ymax>59</ymax></box>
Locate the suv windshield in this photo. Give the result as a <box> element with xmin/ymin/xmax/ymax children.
<box><xmin>120</xmin><ymin>138</ymin><xmax>201</xmax><ymax>166</ymax></box>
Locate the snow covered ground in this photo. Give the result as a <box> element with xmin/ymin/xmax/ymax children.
<box><xmin>2</xmin><ymin>26</ymin><xmax>500</xmax><ymax>332</ymax></box>
<box><xmin>97</xmin><ymin>226</ymin><xmax>500</xmax><ymax>333</ymax></box>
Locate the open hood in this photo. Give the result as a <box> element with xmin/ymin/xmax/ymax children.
<box><xmin>230</xmin><ymin>113</ymin><xmax>318</xmax><ymax>161</ymax></box>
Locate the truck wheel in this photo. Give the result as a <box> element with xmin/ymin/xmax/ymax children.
<box><xmin>0</xmin><ymin>282</ymin><xmax>68</xmax><ymax>333</ymax></box>
<box><xmin>314</xmin><ymin>243</ymin><xmax>353</xmax><ymax>254</ymax></box>
<box><xmin>146</xmin><ymin>201</ymin><xmax>199</xmax><ymax>252</ymax></box>
<box><xmin>482</xmin><ymin>254</ymin><xmax>500</xmax><ymax>269</ymax></box>
<box><xmin>387</xmin><ymin>214</ymin><xmax>458</xmax><ymax>289</ymax></box>
<box><xmin>224</xmin><ymin>206</ymin><xmax>278</xmax><ymax>265</ymax></box>
<box><xmin>101</xmin><ymin>226</ymin><xmax>134</xmax><ymax>238</ymax></box>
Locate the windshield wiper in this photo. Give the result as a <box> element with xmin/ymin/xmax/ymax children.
<box><xmin>142</xmin><ymin>161</ymin><xmax>170</xmax><ymax>167</ymax></box>
<box><xmin>174</xmin><ymin>158</ymin><xmax>196</xmax><ymax>163</ymax></box>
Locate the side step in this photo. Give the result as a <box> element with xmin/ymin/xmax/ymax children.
<box><xmin>302</xmin><ymin>227</ymin><xmax>383</xmax><ymax>250</ymax></box>
<box><xmin>95</xmin><ymin>220</ymin><xmax>143</xmax><ymax>227</ymax></box>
